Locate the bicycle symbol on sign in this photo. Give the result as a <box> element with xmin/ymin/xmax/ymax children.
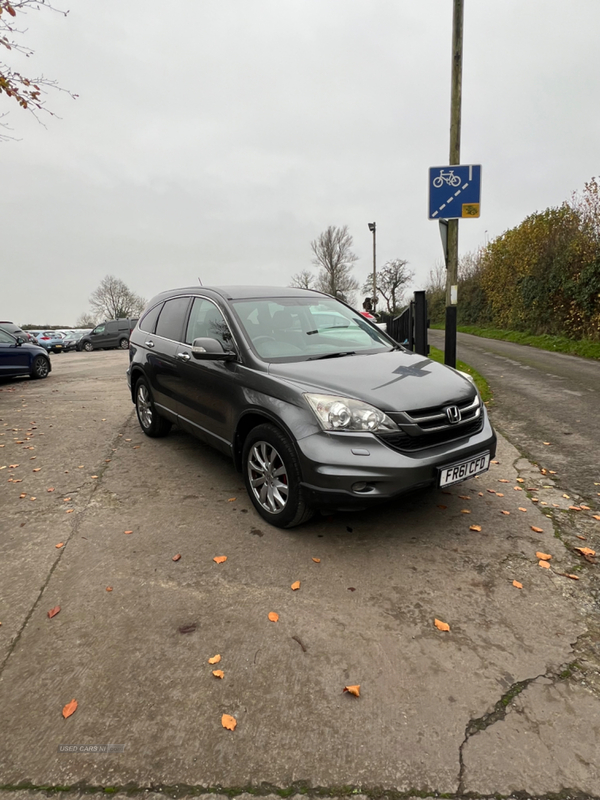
<box><xmin>432</xmin><ymin>169</ymin><xmax>462</xmax><ymax>189</ymax></box>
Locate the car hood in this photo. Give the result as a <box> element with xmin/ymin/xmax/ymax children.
<box><xmin>268</xmin><ymin>350</ymin><xmax>475</xmax><ymax>413</ymax></box>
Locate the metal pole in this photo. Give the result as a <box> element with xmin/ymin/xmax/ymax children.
<box><xmin>368</xmin><ymin>222</ymin><xmax>377</xmax><ymax>312</ymax></box>
<box><xmin>444</xmin><ymin>0</ymin><xmax>463</xmax><ymax>368</ymax></box>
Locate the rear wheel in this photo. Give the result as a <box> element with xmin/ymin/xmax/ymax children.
<box><xmin>135</xmin><ymin>377</ymin><xmax>171</xmax><ymax>437</ymax></box>
<box><xmin>83</xmin><ymin>341</ymin><xmax>93</xmax><ymax>352</ymax></box>
<box><xmin>31</xmin><ymin>356</ymin><xmax>50</xmax><ymax>379</ymax></box>
<box><xmin>242</xmin><ymin>424</ymin><xmax>313</xmax><ymax>528</ymax></box>
<box><xmin>119</xmin><ymin>338</ymin><xmax>129</xmax><ymax>350</ymax></box>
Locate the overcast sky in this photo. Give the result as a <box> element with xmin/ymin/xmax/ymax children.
<box><xmin>2</xmin><ymin>0</ymin><xmax>600</xmax><ymax>325</ymax></box>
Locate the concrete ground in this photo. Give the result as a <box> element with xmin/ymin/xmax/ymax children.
<box><xmin>0</xmin><ymin>351</ymin><xmax>599</xmax><ymax>798</ymax></box>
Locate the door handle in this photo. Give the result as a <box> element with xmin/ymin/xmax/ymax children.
<box><xmin>145</xmin><ymin>340</ymin><xmax>155</xmax><ymax>348</ymax></box>
<box><xmin>176</xmin><ymin>352</ymin><xmax>191</xmax><ymax>361</ymax></box>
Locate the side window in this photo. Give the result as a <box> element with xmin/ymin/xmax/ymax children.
<box><xmin>185</xmin><ymin>298</ymin><xmax>233</xmax><ymax>351</ymax></box>
<box><xmin>155</xmin><ymin>297</ymin><xmax>190</xmax><ymax>342</ymax></box>
<box><xmin>139</xmin><ymin>303</ymin><xmax>163</xmax><ymax>334</ymax></box>
<box><xmin>93</xmin><ymin>325</ymin><xmax>105</xmax><ymax>334</ymax></box>
<box><xmin>0</xmin><ymin>329</ymin><xmax>15</xmax><ymax>344</ymax></box>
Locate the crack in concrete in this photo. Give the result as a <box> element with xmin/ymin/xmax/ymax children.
<box><xmin>0</xmin><ymin>410</ymin><xmax>136</xmax><ymax>678</ymax></box>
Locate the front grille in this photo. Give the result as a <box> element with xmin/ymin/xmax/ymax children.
<box><xmin>377</xmin><ymin>415</ymin><xmax>484</xmax><ymax>453</ymax></box>
<box><xmin>401</xmin><ymin>395</ymin><xmax>480</xmax><ymax>432</ymax></box>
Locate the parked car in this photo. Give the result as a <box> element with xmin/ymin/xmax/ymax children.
<box><xmin>78</xmin><ymin>319</ymin><xmax>138</xmax><ymax>351</ymax></box>
<box><xmin>61</xmin><ymin>331</ymin><xmax>85</xmax><ymax>351</ymax></box>
<box><xmin>0</xmin><ymin>327</ymin><xmax>52</xmax><ymax>379</ymax></box>
<box><xmin>0</xmin><ymin>321</ymin><xmax>37</xmax><ymax>343</ymax></box>
<box><xmin>28</xmin><ymin>330</ymin><xmax>66</xmax><ymax>353</ymax></box>
<box><xmin>127</xmin><ymin>286</ymin><xmax>496</xmax><ymax>528</ymax></box>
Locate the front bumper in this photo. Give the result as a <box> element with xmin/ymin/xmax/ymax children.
<box><xmin>296</xmin><ymin>413</ymin><xmax>497</xmax><ymax>510</ymax></box>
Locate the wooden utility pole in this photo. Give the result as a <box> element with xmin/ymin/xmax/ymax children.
<box><xmin>444</xmin><ymin>0</ymin><xmax>464</xmax><ymax>368</ymax></box>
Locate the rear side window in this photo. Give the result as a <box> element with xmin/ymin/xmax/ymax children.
<box><xmin>139</xmin><ymin>304</ymin><xmax>163</xmax><ymax>334</ymax></box>
<box><xmin>155</xmin><ymin>297</ymin><xmax>190</xmax><ymax>342</ymax></box>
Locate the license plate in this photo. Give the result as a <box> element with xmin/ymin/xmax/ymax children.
<box><xmin>55</xmin><ymin>345</ymin><xmax>62</xmax><ymax>349</ymax></box>
<box><xmin>439</xmin><ymin>452</ymin><xmax>490</xmax><ymax>487</ymax></box>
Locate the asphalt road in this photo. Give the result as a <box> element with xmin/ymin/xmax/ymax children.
<box><xmin>429</xmin><ymin>330</ymin><xmax>600</xmax><ymax>503</ymax></box>
<box><xmin>1</xmin><ymin>352</ymin><xmax>599</xmax><ymax>798</ymax></box>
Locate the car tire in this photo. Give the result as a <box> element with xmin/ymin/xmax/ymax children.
<box><xmin>119</xmin><ymin>338</ymin><xmax>129</xmax><ymax>350</ymax></box>
<box><xmin>135</xmin><ymin>377</ymin><xmax>171</xmax><ymax>438</ymax></box>
<box><xmin>30</xmin><ymin>356</ymin><xmax>50</xmax><ymax>380</ymax></box>
<box><xmin>83</xmin><ymin>341</ymin><xmax>93</xmax><ymax>352</ymax></box>
<box><xmin>242</xmin><ymin>423</ymin><xmax>313</xmax><ymax>529</ymax></box>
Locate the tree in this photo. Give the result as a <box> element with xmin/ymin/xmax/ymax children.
<box><xmin>89</xmin><ymin>275</ymin><xmax>146</xmax><ymax>321</ymax></box>
<box><xmin>311</xmin><ymin>225</ymin><xmax>359</xmax><ymax>303</ymax></box>
<box><xmin>289</xmin><ymin>269</ymin><xmax>316</xmax><ymax>290</ymax></box>
<box><xmin>0</xmin><ymin>0</ymin><xmax>76</xmax><ymax>140</ymax></box>
<box><xmin>362</xmin><ymin>258</ymin><xmax>414</xmax><ymax>314</ymax></box>
<box><xmin>75</xmin><ymin>312</ymin><xmax>98</xmax><ymax>328</ymax></box>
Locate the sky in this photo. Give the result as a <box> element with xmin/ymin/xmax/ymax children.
<box><xmin>2</xmin><ymin>0</ymin><xmax>600</xmax><ymax>325</ymax></box>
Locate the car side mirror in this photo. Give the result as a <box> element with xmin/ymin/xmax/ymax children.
<box><xmin>15</xmin><ymin>336</ymin><xmax>25</xmax><ymax>345</ymax></box>
<box><xmin>191</xmin><ymin>337</ymin><xmax>236</xmax><ymax>361</ymax></box>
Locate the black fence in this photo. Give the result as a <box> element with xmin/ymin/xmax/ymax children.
<box><xmin>386</xmin><ymin>291</ymin><xmax>429</xmax><ymax>356</ymax></box>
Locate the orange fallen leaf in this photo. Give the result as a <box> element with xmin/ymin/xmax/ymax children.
<box><xmin>124</xmin><ymin>530</ymin><xmax>133</xmax><ymax>534</ymax></box>
<box><xmin>19</xmin><ymin>493</ymin><xmax>26</xmax><ymax>498</ymax></box>
<box><xmin>221</xmin><ymin>714</ymin><xmax>236</xmax><ymax>730</ymax></box>
<box><xmin>496</xmin><ymin>493</ymin><xmax>504</xmax><ymax>497</ymax></box>
<box><xmin>512</xmin><ymin>580</ymin><xmax>523</xmax><ymax>589</ymax></box>
<box><xmin>66</xmin><ymin>509</ymin><xmax>74</xmax><ymax>513</ymax></box>
<box><xmin>498</xmin><ymin>479</ymin><xmax>509</xmax><ymax>483</ymax></box>
<box><xmin>576</xmin><ymin>535</ymin><xmax>587</xmax><ymax>540</ymax></box>
<box><xmin>32</xmin><ymin>468</ymin><xmax>41</xmax><ymax>472</ymax></box>
<box><xmin>516</xmin><ymin>478</ymin><xmax>524</xmax><ymax>483</ymax></box>
<box><xmin>593</xmin><ymin>515</ymin><xmax>600</xmax><ymax>521</ymax></box>
<box><xmin>213</xmin><ymin>555</ymin><xmax>227</xmax><ymax>564</ymax></box>
<box><xmin>434</xmin><ymin>618</ymin><xmax>450</xmax><ymax>632</ymax></box>
<box><xmin>580</xmin><ymin>505</ymin><xmax>590</xmax><ymax>511</ymax></box>
<box><xmin>30</xmin><ymin>497</ymin><xmax>36</xmax><ymax>501</ymax></box>
<box><xmin>531</xmin><ymin>526</ymin><xmax>544</xmax><ymax>533</ymax></box>
<box><xmin>437</xmin><ymin>504</ymin><xmax>447</xmax><ymax>509</ymax></box>
<box><xmin>487</xmin><ymin>489</ymin><xmax>496</xmax><ymax>494</ymax></box>
<box><xmin>539</xmin><ymin>560</ymin><xmax>551</xmax><ymax>569</ymax></box>
<box><xmin>536</xmin><ymin>551</ymin><xmax>552</xmax><ymax>560</ymax></box>
<box><xmin>48</xmin><ymin>606</ymin><xmax>61</xmax><ymax>618</ymax></box>
<box><xmin>458</xmin><ymin>495</ymin><xmax>471</xmax><ymax>500</ymax></box>
<box><xmin>575</xmin><ymin>547</ymin><xmax>596</xmax><ymax>557</ymax></box>
<box><xmin>514</xmin><ymin>486</ymin><xmax>523</xmax><ymax>491</ymax></box>
<box><xmin>478</xmin><ymin>492</ymin><xmax>483</xmax><ymax>496</ymax></box>
<box><xmin>312</xmin><ymin>557</ymin><xmax>321</xmax><ymax>563</ymax></box>
<box><xmin>460</xmin><ymin>509</ymin><xmax>471</xmax><ymax>514</ymax></box>
<box><xmin>172</xmin><ymin>554</ymin><xmax>181</xmax><ymax>561</ymax></box>
<box><xmin>47</xmin><ymin>488</ymin><xmax>55</xmax><ymax>492</ymax></box>
<box><xmin>106</xmin><ymin>587</ymin><xmax>113</xmax><ymax>592</ymax></box>
<box><xmin>501</xmin><ymin>510</ymin><xmax>510</xmax><ymax>515</ymax></box>
<box><xmin>565</xmin><ymin>574</ymin><xmax>580</xmax><ymax>580</ymax></box>
<box><xmin>518</xmin><ymin>507</ymin><xmax>527</xmax><ymax>512</ymax></box>
<box><xmin>268</xmin><ymin>611</ymin><xmax>279</xmax><ymax>622</ymax></box>
<box><xmin>62</xmin><ymin>699</ymin><xmax>78</xmax><ymax>719</ymax></box>
<box><xmin>63</xmin><ymin>497</ymin><xmax>71</xmax><ymax>502</ymax></box>
<box><xmin>291</xmin><ymin>581</ymin><xmax>301</xmax><ymax>590</ymax></box>
<box><xmin>208</xmin><ymin>654</ymin><xmax>221</xmax><ymax>664</ymax></box>
<box><xmin>55</xmin><ymin>543</ymin><xmax>64</xmax><ymax>548</ymax></box>
<box><xmin>469</xmin><ymin>525</ymin><xmax>482</xmax><ymax>532</ymax></box>
<box><xmin>491</xmin><ymin>460</ymin><xmax>499</xmax><ymax>464</ymax></box>
<box><xmin>91</xmin><ymin>475</ymin><xmax>98</xmax><ymax>479</ymax></box>
<box><xmin>212</xmin><ymin>669</ymin><xmax>224</xmax><ymax>679</ymax></box>
<box><xmin>543</xmin><ymin>441</ymin><xmax>551</xmax><ymax>445</ymax></box>
<box><xmin>227</xmin><ymin>497</ymin><xmax>236</xmax><ymax>502</ymax></box>
<box><xmin>569</xmin><ymin>506</ymin><xmax>582</xmax><ymax>511</ymax></box>
<box><xmin>343</xmin><ymin>685</ymin><xmax>360</xmax><ymax>697</ymax></box>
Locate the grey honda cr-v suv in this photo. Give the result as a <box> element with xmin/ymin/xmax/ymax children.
<box><xmin>127</xmin><ymin>286</ymin><xmax>496</xmax><ymax>528</ymax></box>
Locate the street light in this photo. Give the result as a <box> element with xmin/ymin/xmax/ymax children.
<box><xmin>367</xmin><ymin>222</ymin><xmax>377</xmax><ymax>312</ymax></box>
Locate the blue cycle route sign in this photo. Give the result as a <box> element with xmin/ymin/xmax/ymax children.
<box><xmin>428</xmin><ymin>164</ymin><xmax>481</xmax><ymax>220</ymax></box>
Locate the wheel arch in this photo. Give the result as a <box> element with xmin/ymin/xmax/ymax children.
<box><xmin>233</xmin><ymin>410</ymin><xmax>303</xmax><ymax>474</ymax></box>
<box><xmin>129</xmin><ymin>366</ymin><xmax>147</xmax><ymax>402</ymax></box>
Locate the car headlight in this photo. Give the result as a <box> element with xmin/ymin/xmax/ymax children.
<box><xmin>305</xmin><ymin>393</ymin><xmax>399</xmax><ymax>432</ymax></box>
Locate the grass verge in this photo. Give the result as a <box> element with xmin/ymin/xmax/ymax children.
<box><xmin>429</xmin><ymin>324</ymin><xmax>600</xmax><ymax>360</ymax></box>
<box><xmin>429</xmin><ymin>345</ymin><xmax>492</xmax><ymax>404</ymax></box>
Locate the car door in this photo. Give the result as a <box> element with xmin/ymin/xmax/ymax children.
<box><xmin>145</xmin><ymin>297</ymin><xmax>191</xmax><ymax>415</ymax></box>
<box><xmin>172</xmin><ymin>296</ymin><xmax>241</xmax><ymax>456</ymax></box>
<box><xmin>0</xmin><ymin>329</ymin><xmax>30</xmax><ymax>376</ymax></box>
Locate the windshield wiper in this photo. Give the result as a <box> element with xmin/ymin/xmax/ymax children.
<box><xmin>308</xmin><ymin>351</ymin><xmax>356</xmax><ymax>360</ymax></box>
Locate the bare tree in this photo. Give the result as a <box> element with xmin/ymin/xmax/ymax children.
<box><xmin>289</xmin><ymin>269</ymin><xmax>316</xmax><ymax>290</ymax></box>
<box><xmin>89</xmin><ymin>275</ymin><xmax>146</xmax><ymax>321</ymax></box>
<box><xmin>362</xmin><ymin>258</ymin><xmax>414</xmax><ymax>314</ymax></box>
<box><xmin>75</xmin><ymin>312</ymin><xmax>98</xmax><ymax>328</ymax></box>
<box><xmin>311</xmin><ymin>225</ymin><xmax>359</xmax><ymax>303</ymax></box>
<box><xmin>0</xmin><ymin>0</ymin><xmax>76</xmax><ymax>141</ymax></box>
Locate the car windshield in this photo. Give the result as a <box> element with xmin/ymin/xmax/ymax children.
<box><xmin>232</xmin><ymin>297</ymin><xmax>393</xmax><ymax>361</ymax></box>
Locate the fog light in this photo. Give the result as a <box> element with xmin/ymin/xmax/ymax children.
<box><xmin>352</xmin><ymin>482</ymin><xmax>368</xmax><ymax>492</ymax></box>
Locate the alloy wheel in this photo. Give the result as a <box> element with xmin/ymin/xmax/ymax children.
<box><xmin>136</xmin><ymin>383</ymin><xmax>153</xmax><ymax>429</ymax></box>
<box><xmin>247</xmin><ymin>441</ymin><xmax>289</xmax><ymax>514</ymax></box>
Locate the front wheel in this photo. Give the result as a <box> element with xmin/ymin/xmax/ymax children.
<box><xmin>242</xmin><ymin>424</ymin><xmax>313</xmax><ymax>528</ymax></box>
<box><xmin>119</xmin><ymin>338</ymin><xmax>129</xmax><ymax>350</ymax></box>
<box><xmin>83</xmin><ymin>341</ymin><xmax>93</xmax><ymax>352</ymax></box>
<box><xmin>31</xmin><ymin>356</ymin><xmax>50</xmax><ymax>379</ymax></box>
<box><xmin>135</xmin><ymin>377</ymin><xmax>171</xmax><ymax>437</ymax></box>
